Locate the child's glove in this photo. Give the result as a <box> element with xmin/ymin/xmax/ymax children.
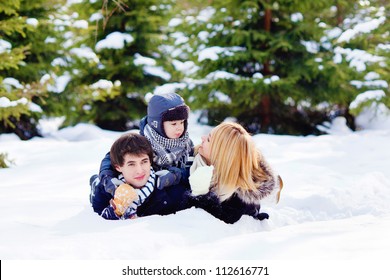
<box><xmin>112</xmin><ymin>184</ymin><xmax>137</xmax><ymax>217</ymax></box>
<box><xmin>189</xmin><ymin>165</ymin><xmax>214</xmax><ymax>196</ymax></box>
<box><xmin>100</xmin><ymin>170</ymin><xmax>121</xmax><ymax>196</ymax></box>
<box><xmin>155</xmin><ymin>167</ymin><xmax>182</xmax><ymax>190</ymax></box>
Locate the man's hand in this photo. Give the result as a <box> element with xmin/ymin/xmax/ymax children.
<box><xmin>112</xmin><ymin>184</ymin><xmax>137</xmax><ymax>216</ymax></box>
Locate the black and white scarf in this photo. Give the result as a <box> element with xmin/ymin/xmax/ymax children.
<box><xmin>143</xmin><ymin>123</ymin><xmax>193</xmax><ymax>169</ymax></box>
<box><xmin>120</xmin><ymin>168</ymin><xmax>156</xmax><ymax>219</ymax></box>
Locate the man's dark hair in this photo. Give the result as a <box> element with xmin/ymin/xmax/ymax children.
<box><xmin>110</xmin><ymin>133</ymin><xmax>154</xmax><ymax>167</ymax></box>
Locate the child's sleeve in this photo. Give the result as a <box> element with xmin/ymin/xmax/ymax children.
<box><xmin>100</xmin><ymin>205</ymin><xmax>120</xmax><ymax>220</ymax></box>
<box><xmin>189</xmin><ymin>139</ymin><xmax>195</xmax><ymax>156</ymax></box>
<box><xmin>99</xmin><ymin>152</ymin><xmax>116</xmax><ymax>174</ymax></box>
<box><xmin>98</xmin><ymin>152</ymin><xmax>120</xmax><ymax>196</ymax></box>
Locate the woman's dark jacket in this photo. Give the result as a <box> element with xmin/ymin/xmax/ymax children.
<box><xmin>188</xmin><ymin>192</ymin><xmax>262</xmax><ymax>224</ymax></box>
<box><xmin>187</xmin><ymin>156</ymin><xmax>282</xmax><ymax>224</ymax></box>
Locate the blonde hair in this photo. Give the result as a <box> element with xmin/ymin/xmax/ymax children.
<box><xmin>209</xmin><ymin>122</ymin><xmax>266</xmax><ymax>200</ymax></box>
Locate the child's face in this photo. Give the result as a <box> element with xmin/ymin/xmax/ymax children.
<box><xmin>163</xmin><ymin>119</ymin><xmax>185</xmax><ymax>139</ymax></box>
<box><xmin>115</xmin><ymin>153</ymin><xmax>151</xmax><ymax>188</ymax></box>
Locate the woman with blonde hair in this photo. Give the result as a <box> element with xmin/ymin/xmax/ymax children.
<box><xmin>188</xmin><ymin>122</ymin><xmax>283</xmax><ymax>224</ymax></box>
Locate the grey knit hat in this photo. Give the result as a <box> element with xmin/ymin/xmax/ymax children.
<box><xmin>147</xmin><ymin>93</ymin><xmax>189</xmax><ymax>137</ymax></box>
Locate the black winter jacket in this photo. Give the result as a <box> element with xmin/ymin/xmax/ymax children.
<box><xmin>188</xmin><ymin>156</ymin><xmax>283</xmax><ymax>224</ymax></box>
<box><xmin>189</xmin><ymin>192</ymin><xmax>261</xmax><ymax>224</ymax></box>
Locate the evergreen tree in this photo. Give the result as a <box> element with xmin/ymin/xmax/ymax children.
<box><xmin>320</xmin><ymin>0</ymin><xmax>390</xmax><ymax>120</ymax></box>
<box><xmin>174</xmin><ymin>0</ymin><xmax>388</xmax><ymax>134</ymax></box>
<box><xmin>1</xmin><ymin>0</ymin><xmax>37</xmax><ymax>139</ymax></box>
<box><xmin>0</xmin><ymin>0</ymin><xmax>65</xmax><ymax>139</ymax></box>
<box><xmin>57</xmin><ymin>0</ymin><xmax>175</xmax><ymax>130</ymax></box>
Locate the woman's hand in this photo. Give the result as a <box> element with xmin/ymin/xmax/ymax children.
<box><xmin>189</xmin><ymin>165</ymin><xmax>214</xmax><ymax>196</ymax></box>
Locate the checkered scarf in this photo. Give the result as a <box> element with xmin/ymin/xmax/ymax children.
<box><xmin>143</xmin><ymin>123</ymin><xmax>193</xmax><ymax>169</ymax></box>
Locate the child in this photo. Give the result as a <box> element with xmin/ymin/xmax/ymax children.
<box><xmin>90</xmin><ymin>133</ymin><xmax>156</xmax><ymax>220</ymax></box>
<box><xmin>98</xmin><ymin>92</ymin><xmax>194</xmax><ymax>193</ymax></box>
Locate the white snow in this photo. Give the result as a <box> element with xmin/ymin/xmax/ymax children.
<box><xmin>89</xmin><ymin>12</ymin><xmax>103</xmax><ymax>22</ymax></box>
<box><xmin>69</xmin><ymin>47</ymin><xmax>99</xmax><ymax>63</ymax></box>
<box><xmin>95</xmin><ymin>32</ymin><xmax>134</xmax><ymax>51</ymax></box>
<box><xmin>198</xmin><ymin>46</ymin><xmax>246</xmax><ymax>62</ymax></box>
<box><xmin>72</xmin><ymin>20</ymin><xmax>88</xmax><ymax>29</ymax></box>
<box><xmin>337</xmin><ymin>16</ymin><xmax>386</xmax><ymax>43</ymax></box>
<box><xmin>301</xmin><ymin>40</ymin><xmax>320</xmax><ymax>54</ymax></box>
<box><xmin>205</xmin><ymin>70</ymin><xmax>240</xmax><ymax>81</ymax></box>
<box><xmin>133</xmin><ymin>53</ymin><xmax>171</xmax><ymax>81</ymax></box>
<box><xmin>0</xmin><ymin>39</ymin><xmax>11</xmax><ymax>53</ymax></box>
<box><xmin>2</xmin><ymin>77</ymin><xmax>23</xmax><ymax>89</ymax></box>
<box><xmin>0</xmin><ymin>97</ymin><xmax>28</xmax><ymax>108</ymax></box>
<box><xmin>26</xmin><ymin>18</ymin><xmax>39</xmax><ymax>27</ymax></box>
<box><xmin>291</xmin><ymin>13</ymin><xmax>303</xmax><ymax>22</ymax></box>
<box><xmin>333</xmin><ymin>47</ymin><xmax>384</xmax><ymax>72</ymax></box>
<box><xmin>152</xmin><ymin>82</ymin><xmax>187</xmax><ymax>96</ymax></box>
<box><xmin>264</xmin><ymin>75</ymin><xmax>280</xmax><ymax>84</ymax></box>
<box><xmin>2</xmin><ymin>3</ymin><xmax>390</xmax><ymax>278</ymax></box>
<box><xmin>350</xmin><ymin>90</ymin><xmax>386</xmax><ymax>109</ymax></box>
<box><xmin>1</xmin><ymin>109</ymin><xmax>390</xmax><ymax>263</ymax></box>
<box><xmin>210</xmin><ymin>91</ymin><xmax>231</xmax><ymax>103</ymax></box>
<box><xmin>90</xmin><ymin>79</ymin><xmax>114</xmax><ymax>90</ymax></box>
<box><xmin>168</xmin><ymin>18</ymin><xmax>183</xmax><ymax>27</ymax></box>
<box><xmin>133</xmin><ymin>53</ymin><xmax>156</xmax><ymax>66</ymax></box>
<box><xmin>47</xmin><ymin>72</ymin><xmax>72</xmax><ymax>93</ymax></box>
<box><xmin>143</xmin><ymin>65</ymin><xmax>172</xmax><ymax>81</ymax></box>
<box><xmin>172</xmin><ymin>59</ymin><xmax>199</xmax><ymax>75</ymax></box>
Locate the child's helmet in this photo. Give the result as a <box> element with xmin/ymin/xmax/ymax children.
<box><xmin>147</xmin><ymin>92</ymin><xmax>189</xmax><ymax>137</ymax></box>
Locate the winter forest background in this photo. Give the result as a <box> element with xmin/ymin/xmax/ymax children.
<box><xmin>1</xmin><ymin>0</ymin><xmax>390</xmax><ymax>150</ymax></box>
<box><xmin>1</xmin><ymin>0</ymin><xmax>390</xmax><ymax>268</ymax></box>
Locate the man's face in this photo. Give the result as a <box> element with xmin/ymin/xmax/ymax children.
<box><xmin>115</xmin><ymin>153</ymin><xmax>151</xmax><ymax>188</ymax></box>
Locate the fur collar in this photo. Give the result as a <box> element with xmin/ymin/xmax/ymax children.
<box><xmin>192</xmin><ymin>154</ymin><xmax>282</xmax><ymax>205</ymax></box>
<box><xmin>227</xmin><ymin>158</ymin><xmax>281</xmax><ymax>205</ymax></box>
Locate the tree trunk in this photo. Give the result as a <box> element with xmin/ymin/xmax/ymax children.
<box><xmin>336</xmin><ymin>2</ymin><xmax>344</xmax><ymax>26</ymax></box>
<box><xmin>260</xmin><ymin>7</ymin><xmax>272</xmax><ymax>131</ymax></box>
<box><xmin>263</xmin><ymin>8</ymin><xmax>272</xmax><ymax>74</ymax></box>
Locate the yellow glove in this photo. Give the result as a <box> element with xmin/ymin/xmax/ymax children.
<box><xmin>112</xmin><ymin>184</ymin><xmax>137</xmax><ymax>217</ymax></box>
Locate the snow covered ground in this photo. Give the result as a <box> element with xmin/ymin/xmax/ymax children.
<box><xmin>2</xmin><ymin>2</ymin><xmax>389</xmax><ymax>279</ymax></box>
<box><xmin>1</xmin><ymin>110</ymin><xmax>390</xmax><ymax>278</ymax></box>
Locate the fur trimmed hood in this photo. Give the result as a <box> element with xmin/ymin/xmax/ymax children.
<box><xmin>234</xmin><ymin>158</ymin><xmax>283</xmax><ymax>205</ymax></box>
